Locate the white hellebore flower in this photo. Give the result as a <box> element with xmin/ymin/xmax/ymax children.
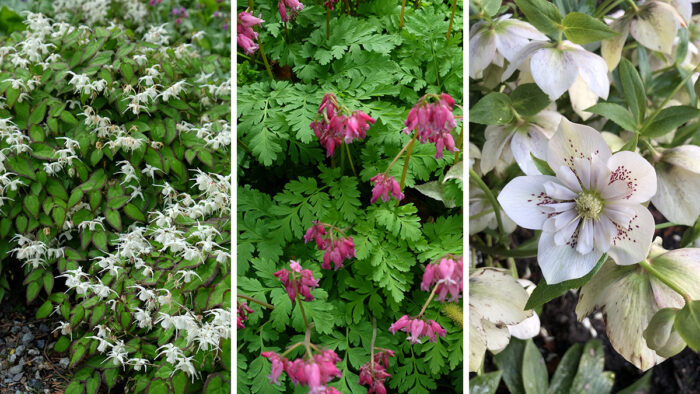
<box><xmin>480</xmin><ymin>109</ymin><xmax>562</xmax><ymax>175</ymax></box>
<box><xmin>602</xmin><ymin>1</ymin><xmax>686</xmax><ymax>71</ymax></box>
<box><xmin>498</xmin><ymin>119</ymin><xmax>657</xmax><ymax>284</ymax></box>
<box><xmin>651</xmin><ymin>145</ymin><xmax>700</xmax><ymax>226</ymax></box>
<box><xmin>469</xmin><ymin>14</ymin><xmax>548</xmax><ymax>79</ymax></box>
<box><xmin>503</xmin><ymin>41</ymin><xmax>610</xmax><ymax>120</ymax></box>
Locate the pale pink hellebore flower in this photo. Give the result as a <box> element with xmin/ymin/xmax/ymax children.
<box><xmin>498</xmin><ymin>119</ymin><xmax>657</xmax><ymax>284</ymax></box>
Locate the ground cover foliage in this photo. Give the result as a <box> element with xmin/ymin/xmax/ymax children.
<box><xmin>0</xmin><ymin>0</ymin><xmax>232</xmax><ymax>393</ymax></box>
<box><xmin>237</xmin><ymin>0</ymin><xmax>464</xmax><ymax>393</ymax></box>
<box><xmin>469</xmin><ymin>0</ymin><xmax>700</xmax><ymax>392</ymax></box>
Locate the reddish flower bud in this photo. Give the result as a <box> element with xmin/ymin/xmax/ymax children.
<box><xmin>370</xmin><ymin>174</ymin><xmax>404</xmax><ymax>204</ymax></box>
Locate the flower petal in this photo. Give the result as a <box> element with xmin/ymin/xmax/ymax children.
<box><xmin>569</xmin><ymin>48</ymin><xmax>610</xmax><ymax>99</ymax></box>
<box><xmin>652</xmin><ymin>166</ymin><xmax>700</xmax><ymax>225</ymax></box>
<box><xmin>530</xmin><ymin>48</ymin><xmax>579</xmax><ymax>100</ymax></box>
<box><xmin>508</xmin><ymin>313</ymin><xmax>541</xmax><ymax>340</ymax></box>
<box><xmin>469</xmin><ymin>268</ymin><xmax>534</xmax><ymax>325</ymax></box>
<box><xmin>606</xmin><ymin>150</ymin><xmax>657</xmax><ymax>203</ymax></box>
<box><xmin>469</xmin><ymin>29</ymin><xmax>497</xmax><ymax>78</ymax></box>
<box><xmin>469</xmin><ymin>307</ymin><xmax>487</xmax><ymax>372</ymax></box>
<box><xmin>543</xmin><ymin>180</ymin><xmax>577</xmax><ymax>200</ymax></box>
<box><xmin>481</xmin><ymin>125</ymin><xmax>513</xmax><ymax>174</ymax></box>
<box><xmin>538</xmin><ymin>231</ymin><xmax>604</xmax><ymax>284</ymax></box>
<box><xmin>629</xmin><ymin>2</ymin><xmax>679</xmax><ymax>54</ymax></box>
<box><xmin>498</xmin><ymin>175</ymin><xmax>564</xmax><ymax>229</ymax></box>
<box><xmin>663</xmin><ymin>145</ymin><xmax>700</xmax><ymax>174</ymax></box>
<box><xmin>553</xmin><ymin>216</ymin><xmax>580</xmax><ymax>245</ymax></box>
<box><xmin>511</xmin><ymin>126</ymin><xmax>551</xmax><ymax>176</ymax></box>
<box><xmin>568</xmin><ymin>75</ymin><xmax>600</xmax><ymax>121</ymax></box>
<box><xmin>576</xmin><ymin>260</ymin><xmax>665</xmax><ymax>371</ymax></box>
<box><xmin>601</xmin><ymin>18</ymin><xmax>631</xmax><ymax>71</ymax></box>
<box><xmin>576</xmin><ymin>219</ymin><xmax>595</xmax><ymax>255</ymax></box>
<box><xmin>483</xmin><ymin>319</ymin><xmax>511</xmax><ymax>353</ymax></box>
<box><xmin>502</xmin><ymin>41</ymin><xmax>549</xmax><ymax>82</ymax></box>
<box><xmin>608</xmin><ymin>203</ymin><xmax>655</xmax><ymax>266</ymax></box>
<box><xmin>494</xmin><ymin>31</ymin><xmax>531</xmax><ymax>63</ymax></box>
<box><xmin>547</xmin><ymin>118</ymin><xmax>612</xmax><ymax>177</ymax></box>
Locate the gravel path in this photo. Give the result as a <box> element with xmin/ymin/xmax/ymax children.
<box><xmin>0</xmin><ymin>302</ymin><xmax>69</xmax><ymax>394</ymax></box>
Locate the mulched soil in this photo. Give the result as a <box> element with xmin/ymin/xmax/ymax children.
<box><xmin>484</xmin><ymin>207</ymin><xmax>700</xmax><ymax>393</ymax></box>
<box><xmin>0</xmin><ymin>298</ymin><xmax>69</xmax><ymax>394</ymax></box>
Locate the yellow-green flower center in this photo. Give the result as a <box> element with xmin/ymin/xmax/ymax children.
<box><xmin>575</xmin><ymin>191</ymin><xmax>604</xmax><ymax>220</ymax></box>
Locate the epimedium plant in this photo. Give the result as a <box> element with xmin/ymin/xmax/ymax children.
<box><xmin>0</xmin><ymin>1</ymin><xmax>231</xmax><ymax>393</ymax></box>
<box><xmin>469</xmin><ymin>0</ymin><xmax>700</xmax><ymax>387</ymax></box>
<box><xmin>237</xmin><ymin>0</ymin><xmax>463</xmax><ymax>393</ymax></box>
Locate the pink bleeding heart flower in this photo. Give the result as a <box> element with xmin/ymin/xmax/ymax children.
<box><xmin>389</xmin><ymin>315</ymin><xmax>446</xmax><ymax>344</ymax></box>
<box><xmin>237</xmin><ymin>11</ymin><xmax>264</xmax><ymax>55</ymax></box>
<box><xmin>266</xmin><ymin>349</ymin><xmax>342</xmax><ymax>392</ymax></box>
<box><xmin>262</xmin><ymin>351</ymin><xmax>287</xmax><ymax>385</ymax></box>
<box><xmin>420</xmin><ymin>257</ymin><xmax>463</xmax><ymax>303</ymax></box>
<box><xmin>311</xmin><ymin>93</ymin><xmax>374</xmax><ymax>156</ymax></box>
<box><xmin>274</xmin><ymin>260</ymin><xmax>319</xmax><ymax>302</ymax></box>
<box><xmin>279</xmin><ymin>0</ymin><xmax>304</xmax><ymax>22</ymax></box>
<box><xmin>358</xmin><ymin>348</ymin><xmax>394</xmax><ymax>394</ymax></box>
<box><xmin>403</xmin><ymin>93</ymin><xmax>459</xmax><ymax>159</ymax></box>
<box><xmin>303</xmin><ymin>222</ymin><xmax>355</xmax><ymax>270</ymax></box>
<box><xmin>370</xmin><ymin>173</ymin><xmax>404</xmax><ymax>204</ymax></box>
<box><xmin>237</xmin><ymin>302</ymin><xmax>254</xmax><ymax>329</ymax></box>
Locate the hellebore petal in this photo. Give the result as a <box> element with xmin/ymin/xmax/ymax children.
<box><xmin>530</xmin><ymin>48</ymin><xmax>579</xmax><ymax>100</ymax></box>
<box><xmin>497</xmin><ymin>175</ymin><xmax>561</xmax><ymax>230</ymax></box>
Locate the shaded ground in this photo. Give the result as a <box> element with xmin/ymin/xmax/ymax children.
<box><xmin>0</xmin><ymin>300</ymin><xmax>70</xmax><ymax>394</ymax></box>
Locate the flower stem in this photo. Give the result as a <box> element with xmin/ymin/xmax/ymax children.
<box><xmin>639</xmin><ymin>259</ymin><xmax>692</xmax><ymax>303</ymax></box>
<box><xmin>326</xmin><ymin>9</ymin><xmax>331</xmax><ymax>40</ymax></box>
<box><xmin>258</xmin><ymin>43</ymin><xmax>275</xmax><ymax>81</ymax></box>
<box><xmin>624</xmin><ymin>0</ymin><xmax>638</xmax><ymax>11</ymax></box>
<box><xmin>237</xmin><ymin>294</ymin><xmax>274</xmax><ymax>309</ymax></box>
<box><xmin>346</xmin><ymin>0</ymin><xmax>351</xmax><ymax>15</ymax></box>
<box><xmin>296</xmin><ymin>292</ymin><xmax>311</xmax><ymax>329</ymax></box>
<box><xmin>385</xmin><ymin>135</ymin><xmax>415</xmax><ymax>174</ymax></box>
<box><xmin>418</xmin><ymin>283</ymin><xmax>440</xmax><ymax>318</ymax></box>
<box><xmin>469</xmin><ymin>168</ymin><xmax>505</xmax><ymax>242</ymax></box>
<box><xmin>399</xmin><ymin>0</ymin><xmax>407</xmax><ymax>30</ymax></box>
<box><xmin>370</xmin><ymin>317</ymin><xmax>377</xmax><ymax>374</ymax></box>
<box><xmin>398</xmin><ymin>133</ymin><xmax>418</xmax><ymax>191</ymax></box>
<box><xmin>453</xmin><ymin>124</ymin><xmax>463</xmax><ymax>165</ymax></box>
<box><xmin>446</xmin><ymin>0</ymin><xmax>457</xmax><ymax>39</ymax></box>
<box><xmin>280</xmin><ymin>341</ymin><xmax>304</xmax><ymax>357</ymax></box>
<box><xmin>345</xmin><ymin>143</ymin><xmax>357</xmax><ymax>176</ymax></box>
<box><xmin>643</xmin><ymin>66</ymin><xmax>699</xmax><ymax>129</ymax></box>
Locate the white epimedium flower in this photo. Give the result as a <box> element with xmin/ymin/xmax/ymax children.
<box><xmin>503</xmin><ymin>41</ymin><xmax>610</xmax><ymax>120</ymax></box>
<box><xmin>497</xmin><ymin>119</ymin><xmax>657</xmax><ymax>284</ymax></box>
<box><xmin>480</xmin><ymin>109</ymin><xmax>562</xmax><ymax>175</ymax></box>
<box><xmin>469</xmin><ymin>14</ymin><xmax>548</xmax><ymax>79</ymax></box>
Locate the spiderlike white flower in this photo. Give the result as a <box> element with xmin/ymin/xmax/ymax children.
<box><xmin>106</xmin><ymin>339</ymin><xmax>129</xmax><ymax>368</ymax></box>
<box><xmin>498</xmin><ymin>119</ymin><xmax>657</xmax><ymax>284</ymax></box>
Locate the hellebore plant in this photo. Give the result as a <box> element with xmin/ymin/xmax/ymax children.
<box><xmin>498</xmin><ymin>119</ymin><xmax>657</xmax><ymax>284</ymax></box>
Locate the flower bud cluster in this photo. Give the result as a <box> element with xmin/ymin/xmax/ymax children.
<box><xmin>237</xmin><ymin>12</ymin><xmax>264</xmax><ymax>55</ymax></box>
<box><xmin>369</xmin><ymin>173</ymin><xmax>404</xmax><ymax>204</ymax></box>
<box><xmin>310</xmin><ymin>93</ymin><xmax>376</xmax><ymax>157</ymax></box>
<box><xmin>359</xmin><ymin>349</ymin><xmax>395</xmax><ymax>394</ymax></box>
<box><xmin>420</xmin><ymin>257</ymin><xmax>463</xmax><ymax>303</ymax></box>
<box><xmin>304</xmin><ymin>221</ymin><xmax>355</xmax><ymax>270</ymax></box>
<box><xmin>403</xmin><ymin>93</ymin><xmax>458</xmax><ymax>159</ymax></box>
<box><xmin>389</xmin><ymin>315</ymin><xmax>446</xmax><ymax>344</ymax></box>
<box><xmin>262</xmin><ymin>349</ymin><xmax>342</xmax><ymax>393</ymax></box>
<box><xmin>274</xmin><ymin>260</ymin><xmax>320</xmax><ymax>302</ymax></box>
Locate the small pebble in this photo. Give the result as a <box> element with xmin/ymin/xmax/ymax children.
<box><xmin>29</xmin><ymin>378</ymin><xmax>41</xmax><ymax>390</ymax></box>
<box><xmin>38</xmin><ymin>324</ymin><xmax>49</xmax><ymax>334</ymax></box>
<box><xmin>10</xmin><ymin>325</ymin><xmax>20</xmax><ymax>334</ymax></box>
<box><xmin>8</xmin><ymin>354</ymin><xmax>16</xmax><ymax>364</ymax></box>
<box><xmin>8</xmin><ymin>364</ymin><xmax>22</xmax><ymax>375</ymax></box>
<box><xmin>36</xmin><ymin>340</ymin><xmax>45</xmax><ymax>348</ymax></box>
<box><xmin>58</xmin><ymin>358</ymin><xmax>69</xmax><ymax>369</ymax></box>
<box><xmin>15</xmin><ymin>345</ymin><xmax>25</xmax><ymax>357</ymax></box>
<box><xmin>12</xmin><ymin>372</ymin><xmax>23</xmax><ymax>382</ymax></box>
<box><xmin>21</xmin><ymin>332</ymin><xmax>34</xmax><ymax>343</ymax></box>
